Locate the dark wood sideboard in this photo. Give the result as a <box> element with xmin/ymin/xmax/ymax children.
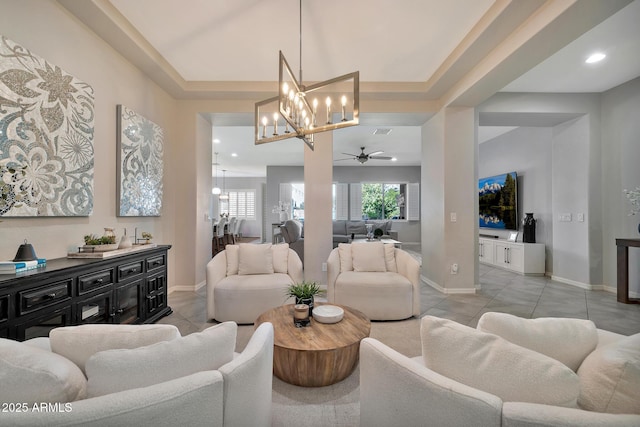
<box><xmin>616</xmin><ymin>238</ymin><xmax>640</xmax><ymax>304</ymax></box>
<box><xmin>0</xmin><ymin>245</ymin><xmax>172</xmax><ymax>341</ymax></box>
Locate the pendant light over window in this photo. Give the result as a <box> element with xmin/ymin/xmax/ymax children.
<box><xmin>212</xmin><ymin>152</ymin><xmax>221</xmax><ymax>195</ymax></box>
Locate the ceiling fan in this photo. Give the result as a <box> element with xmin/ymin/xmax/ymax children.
<box><xmin>335</xmin><ymin>147</ymin><xmax>393</xmax><ymax>164</ymax></box>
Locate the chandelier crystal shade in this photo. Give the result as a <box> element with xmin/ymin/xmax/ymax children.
<box><xmin>254</xmin><ymin>1</ymin><xmax>359</xmax><ymax>150</ymax></box>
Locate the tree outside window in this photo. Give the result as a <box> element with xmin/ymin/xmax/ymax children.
<box><xmin>362</xmin><ymin>183</ymin><xmax>401</xmax><ymax>219</ymax></box>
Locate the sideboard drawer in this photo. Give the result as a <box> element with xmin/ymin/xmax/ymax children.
<box><xmin>78</xmin><ymin>269</ymin><xmax>114</xmax><ymax>295</ymax></box>
<box><xmin>19</xmin><ymin>280</ymin><xmax>72</xmax><ymax>315</ymax></box>
<box><xmin>146</xmin><ymin>255</ymin><xmax>166</xmax><ymax>272</ymax></box>
<box><xmin>117</xmin><ymin>261</ymin><xmax>144</xmax><ymax>281</ymax></box>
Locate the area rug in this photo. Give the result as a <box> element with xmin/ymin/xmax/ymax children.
<box><xmin>236</xmin><ymin>317</ymin><xmax>421</xmax><ymax>426</ymax></box>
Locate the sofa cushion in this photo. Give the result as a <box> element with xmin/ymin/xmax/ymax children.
<box><xmin>238</xmin><ymin>243</ymin><xmax>274</xmax><ymax>275</ymax></box>
<box><xmin>577</xmin><ymin>333</ymin><xmax>640</xmax><ymax>414</ymax></box>
<box><xmin>367</xmin><ymin>220</ymin><xmax>392</xmax><ymax>234</ymax></box>
<box><xmin>333</xmin><ymin>220</ymin><xmax>347</xmax><ymax>235</ymax></box>
<box><xmin>225</xmin><ymin>244</ymin><xmax>240</xmax><ymax>275</ymax></box>
<box><xmin>384</xmin><ymin>243</ymin><xmax>397</xmax><ymax>273</ymax></box>
<box><xmin>271</xmin><ymin>243</ymin><xmax>289</xmax><ymax>273</ymax></box>
<box><xmin>50</xmin><ymin>324</ymin><xmax>181</xmax><ymax>373</ymax></box>
<box><xmin>477</xmin><ymin>312</ymin><xmax>598</xmax><ymax>371</ymax></box>
<box><xmin>352</xmin><ymin>242</ymin><xmax>387</xmax><ymax>272</ymax></box>
<box><xmin>338</xmin><ymin>243</ymin><xmax>353</xmax><ymax>272</ymax></box>
<box><xmin>0</xmin><ymin>337</ymin><xmax>87</xmax><ymax>404</ymax></box>
<box><xmin>86</xmin><ymin>322</ymin><xmax>237</xmax><ymax>397</ymax></box>
<box><xmin>347</xmin><ymin>220</ymin><xmax>367</xmax><ymax>235</ymax></box>
<box><xmin>421</xmin><ymin>316</ymin><xmax>580</xmax><ymax>407</ymax></box>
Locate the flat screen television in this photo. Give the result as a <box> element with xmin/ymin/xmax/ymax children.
<box><xmin>478</xmin><ymin>171</ymin><xmax>518</xmax><ymax>230</ymax></box>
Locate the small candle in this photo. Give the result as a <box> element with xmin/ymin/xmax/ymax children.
<box><xmin>261</xmin><ymin>116</ymin><xmax>268</xmax><ymax>138</ymax></box>
<box><xmin>341</xmin><ymin>95</ymin><xmax>347</xmax><ymax>121</ymax></box>
<box><xmin>273</xmin><ymin>112</ymin><xmax>278</xmax><ymax>135</ymax></box>
<box><xmin>282</xmin><ymin>82</ymin><xmax>289</xmax><ymax>111</ymax></box>
<box><xmin>326</xmin><ymin>96</ymin><xmax>332</xmax><ymax>124</ymax></box>
<box><xmin>312</xmin><ymin>98</ymin><xmax>318</xmax><ymax>126</ymax></box>
<box><xmin>285</xmin><ymin>107</ymin><xmax>290</xmax><ymax>133</ymax></box>
<box><xmin>288</xmin><ymin>91</ymin><xmax>295</xmax><ymax>118</ymax></box>
<box><xmin>294</xmin><ymin>304</ymin><xmax>310</xmax><ymax>327</ymax></box>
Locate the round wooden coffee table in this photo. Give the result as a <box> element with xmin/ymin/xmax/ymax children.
<box><xmin>255</xmin><ymin>303</ymin><xmax>370</xmax><ymax>387</ymax></box>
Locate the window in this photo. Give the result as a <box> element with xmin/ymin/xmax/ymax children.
<box><xmin>360</xmin><ymin>183</ymin><xmax>406</xmax><ymax>220</ymax></box>
<box><xmin>219</xmin><ymin>190</ymin><xmax>256</xmax><ymax>219</ymax></box>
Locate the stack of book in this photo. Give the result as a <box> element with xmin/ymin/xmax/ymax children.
<box><xmin>0</xmin><ymin>259</ymin><xmax>47</xmax><ymax>274</ymax></box>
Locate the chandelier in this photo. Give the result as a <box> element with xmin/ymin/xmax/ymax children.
<box><xmin>254</xmin><ymin>0</ymin><xmax>359</xmax><ymax>150</ymax></box>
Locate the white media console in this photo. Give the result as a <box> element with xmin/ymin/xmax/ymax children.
<box><xmin>479</xmin><ymin>237</ymin><xmax>545</xmax><ymax>275</ymax></box>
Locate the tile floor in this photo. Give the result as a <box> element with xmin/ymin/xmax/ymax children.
<box><xmin>161</xmin><ymin>262</ymin><xmax>640</xmax><ymax>340</ymax></box>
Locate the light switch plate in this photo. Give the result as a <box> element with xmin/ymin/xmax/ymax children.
<box><xmin>577</xmin><ymin>213</ymin><xmax>584</xmax><ymax>222</ymax></box>
<box><xmin>559</xmin><ymin>213</ymin><xmax>572</xmax><ymax>222</ymax></box>
<box><xmin>450</xmin><ymin>212</ymin><xmax>457</xmax><ymax>222</ymax></box>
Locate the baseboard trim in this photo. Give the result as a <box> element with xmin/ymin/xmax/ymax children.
<box><xmin>550</xmin><ymin>275</ymin><xmax>603</xmax><ymax>291</ymax></box>
<box><xmin>421</xmin><ymin>275</ymin><xmax>476</xmax><ymax>294</ymax></box>
<box><xmin>169</xmin><ymin>280</ymin><xmax>206</xmax><ymax>294</ymax></box>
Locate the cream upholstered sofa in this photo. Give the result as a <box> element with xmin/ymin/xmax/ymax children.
<box><xmin>360</xmin><ymin>313</ymin><xmax>640</xmax><ymax>427</ymax></box>
<box><xmin>0</xmin><ymin>322</ymin><xmax>274</xmax><ymax>427</ymax></box>
<box><xmin>207</xmin><ymin>243</ymin><xmax>303</xmax><ymax>324</ymax></box>
<box><xmin>327</xmin><ymin>242</ymin><xmax>420</xmax><ymax>320</ymax></box>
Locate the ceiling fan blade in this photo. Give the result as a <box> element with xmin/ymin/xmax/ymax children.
<box><xmin>369</xmin><ymin>156</ymin><xmax>393</xmax><ymax>160</ymax></box>
<box><xmin>334</xmin><ymin>158</ymin><xmax>354</xmax><ymax>162</ymax></box>
<box><xmin>367</xmin><ymin>150</ymin><xmax>384</xmax><ymax>156</ymax></box>
<box><xmin>341</xmin><ymin>152</ymin><xmax>359</xmax><ymax>157</ymax></box>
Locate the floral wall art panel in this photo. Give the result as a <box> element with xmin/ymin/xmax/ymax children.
<box><xmin>116</xmin><ymin>105</ymin><xmax>164</xmax><ymax>216</ymax></box>
<box><xmin>0</xmin><ymin>36</ymin><xmax>95</xmax><ymax>217</ymax></box>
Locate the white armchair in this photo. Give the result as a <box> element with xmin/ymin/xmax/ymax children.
<box><xmin>360</xmin><ymin>314</ymin><xmax>640</xmax><ymax>427</ymax></box>
<box><xmin>0</xmin><ymin>322</ymin><xmax>274</xmax><ymax>427</ymax></box>
<box><xmin>207</xmin><ymin>243</ymin><xmax>303</xmax><ymax>323</ymax></box>
<box><xmin>327</xmin><ymin>242</ymin><xmax>420</xmax><ymax>320</ymax></box>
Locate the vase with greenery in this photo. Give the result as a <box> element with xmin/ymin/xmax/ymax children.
<box><xmin>285</xmin><ymin>281</ymin><xmax>322</xmax><ymax>317</ymax></box>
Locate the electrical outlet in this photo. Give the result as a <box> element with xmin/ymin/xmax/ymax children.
<box><xmin>577</xmin><ymin>213</ymin><xmax>585</xmax><ymax>222</ymax></box>
<box><xmin>451</xmin><ymin>263</ymin><xmax>458</xmax><ymax>274</ymax></box>
<box><xmin>450</xmin><ymin>212</ymin><xmax>457</xmax><ymax>222</ymax></box>
<box><xmin>322</xmin><ymin>262</ymin><xmax>327</xmax><ymax>272</ymax></box>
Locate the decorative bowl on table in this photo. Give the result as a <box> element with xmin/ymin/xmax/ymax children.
<box><xmin>312</xmin><ymin>305</ymin><xmax>344</xmax><ymax>324</ymax></box>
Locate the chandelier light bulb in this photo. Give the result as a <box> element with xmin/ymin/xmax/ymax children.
<box><xmin>273</xmin><ymin>112</ymin><xmax>279</xmax><ymax>135</ymax></box>
<box><xmin>326</xmin><ymin>96</ymin><xmax>332</xmax><ymax>124</ymax></box>
<box><xmin>262</xmin><ymin>116</ymin><xmax>268</xmax><ymax>138</ymax></box>
<box><xmin>341</xmin><ymin>95</ymin><xmax>347</xmax><ymax>121</ymax></box>
<box><xmin>212</xmin><ymin>187</ymin><xmax>221</xmax><ymax>195</ymax></box>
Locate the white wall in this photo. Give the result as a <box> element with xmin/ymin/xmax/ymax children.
<box><xmin>479</xmin><ymin>127</ymin><xmax>553</xmax><ymax>270</ymax></box>
<box><xmin>478</xmin><ymin>89</ymin><xmax>640</xmax><ymax>295</ymax></box>
<box><xmin>0</xmin><ymin>0</ymin><xmax>179</xmax><ymax>287</ymax></box>
<box><xmin>602</xmin><ymin>77</ymin><xmax>640</xmax><ymax>296</ymax></box>
<box><xmin>421</xmin><ymin>107</ymin><xmax>477</xmax><ymax>293</ymax></box>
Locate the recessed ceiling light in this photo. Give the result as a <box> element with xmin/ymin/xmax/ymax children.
<box><xmin>391</xmin><ymin>157</ymin><xmax>397</xmax><ymax>162</ymax></box>
<box><xmin>213</xmin><ymin>138</ymin><xmax>221</xmax><ymax>143</ymax></box>
<box><xmin>373</xmin><ymin>128</ymin><xmax>392</xmax><ymax>135</ymax></box>
<box><xmin>231</xmin><ymin>153</ymin><xmax>238</xmax><ymax>157</ymax></box>
<box><xmin>585</xmin><ymin>52</ymin><xmax>606</xmax><ymax>64</ymax></box>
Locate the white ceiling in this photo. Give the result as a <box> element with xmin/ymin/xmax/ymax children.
<box><xmin>63</xmin><ymin>0</ymin><xmax>640</xmax><ymax>177</ymax></box>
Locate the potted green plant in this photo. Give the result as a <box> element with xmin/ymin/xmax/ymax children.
<box><xmin>285</xmin><ymin>281</ymin><xmax>323</xmax><ymax>317</ymax></box>
<box><xmin>83</xmin><ymin>234</ymin><xmax>118</xmax><ymax>252</ymax></box>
